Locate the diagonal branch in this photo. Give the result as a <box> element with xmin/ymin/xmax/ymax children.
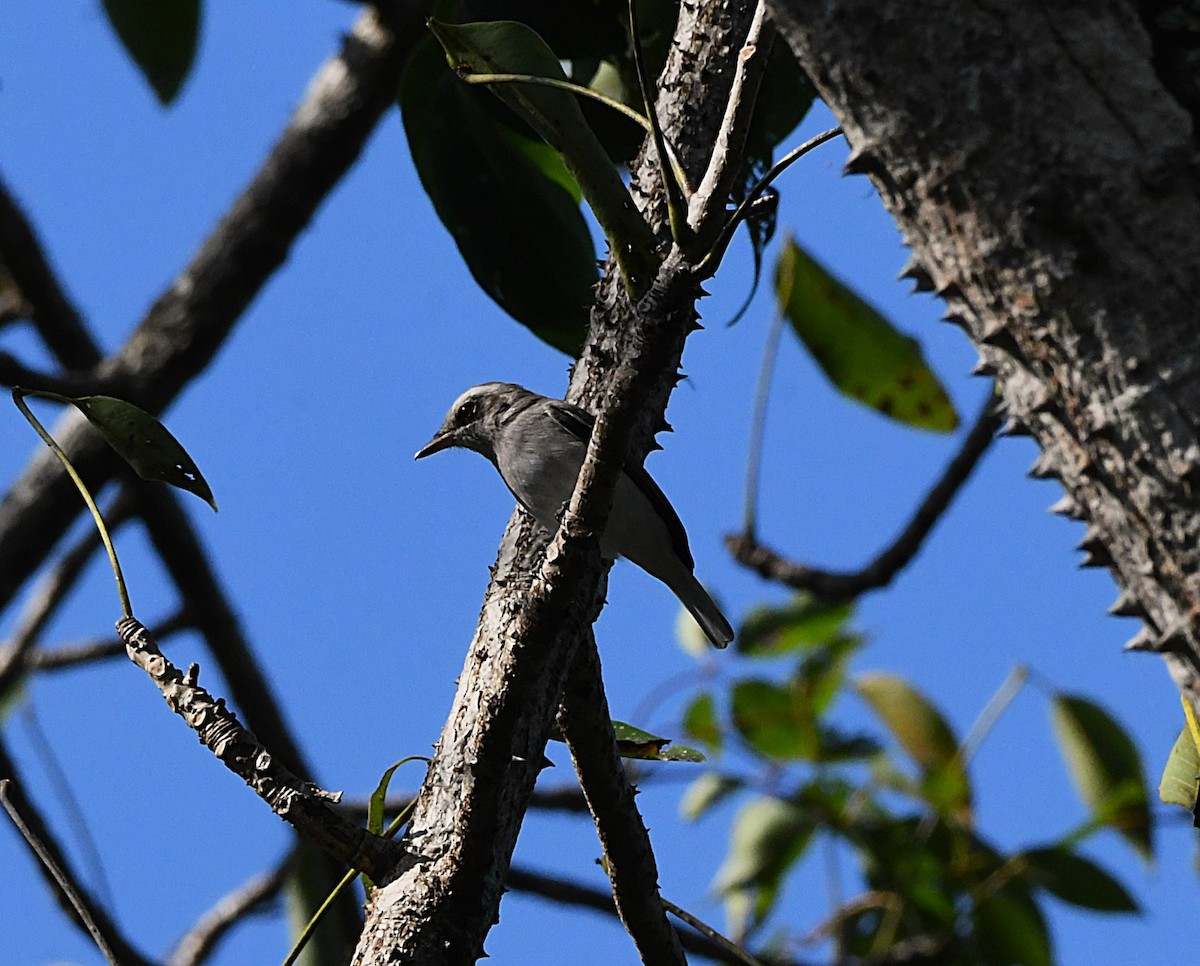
<box><xmin>0</xmin><ymin>2</ymin><xmax>427</xmax><ymax>615</ymax></box>
<box><xmin>727</xmin><ymin>394</ymin><xmax>1001</xmax><ymax>601</ymax></box>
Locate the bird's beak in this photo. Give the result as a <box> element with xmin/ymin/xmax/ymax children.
<box><xmin>414</xmin><ymin>430</ymin><xmax>455</xmax><ymax>460</ymax></box>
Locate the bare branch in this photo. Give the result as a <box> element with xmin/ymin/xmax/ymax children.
<box><xmin>116</xmin><ymin>617</ymin><xmax>399</xmax><ymax>879</ymax></box>
<box><xmin>558</xmin><ymin>639</ymin><xmax>685</xmax><ymax>966</ymax></box>
<box><xmin>167</xmin><ymin>859</ymin><xmax>289</xmax><ymax>966</ymax></box>
<box><xmin>0</xmin><ymin>172</ymin><xmax>97</xmax><ymax>369</ymax></box>
<box><xmin>0</xmin><ymin>742</ymin><xmax>153</xmax><ymax>966</ymax></box>
<box><xmin>10</xmin><ymin>611</ymin><xmax>189</xmax><ymax>673</ymax></box>
<box><xmin>727</xmin><ymin>394</ymin><xmax>1001</xmax><ymax>601</ymax></box>
<box><xmin>0</xmin><ymin>2</ymin><xmax>428</xmax><ymax>615</ymax></box>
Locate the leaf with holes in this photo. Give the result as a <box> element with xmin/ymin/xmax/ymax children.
<box><xmin>71</xmin><ymin>396</ymin><xmax>216</xmax><ymax>510</ymax></box>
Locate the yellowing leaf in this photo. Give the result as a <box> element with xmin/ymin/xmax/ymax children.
<box><xmin>776</xmin><ymin>237</ymin><xmax>958</xmax><ymax>432</ymax></box>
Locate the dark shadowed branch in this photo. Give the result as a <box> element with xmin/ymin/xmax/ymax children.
<box><xmin>728</xmin><ymin>394</ymin><xmax>1001</xmax><ymax>601</ymax></box>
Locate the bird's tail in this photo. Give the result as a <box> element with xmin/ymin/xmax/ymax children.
<box><xmin>678</xmin><ymin>572</ymin><xmax>734</xmax><ymax>649</ymax></box>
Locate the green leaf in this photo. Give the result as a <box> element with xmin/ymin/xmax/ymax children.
<box><xmin>971</xmin><ymin>883</ymin><xmax>1052</xmax><ymax>966</ymax></box>
<box><xmin>682</xmin><ymin>691</ymin><xmax>722</xmax><ymax>753</ymax></box>
<box><xmin>102</xmin><ymin>0</ymin><xmax>200</xmax><ymax>105</ymax></box>
<box><xmin>731</xmin><ymin>679</ymin><xmax>875</xmax><ymax>762</ymax></box>
<box><xmin>731</xmin><ymin>679</ymin><xmax>811</xmax><ymax>759</ymax></box>
<box><xmin>776</xmin><ymin>237</ymin><xmax>958</xmax><ymax>431</ymax></box>
<box><xmin>856</xmin><ymin>672</ymin><xmax>971</xmax><ymax>818</ymax></box>
<box><xmin>1019</xmin><ymin>846</ymin><xmax>1139</xmax><ymax>913</ymax></box>
<box><xmin>611</xmin><ymin>720</ymin><xmax>704</xmax><ymax>762</ymax></box>
<box><xmin>71</xmin><ymin>396</ymin><xmax>217</xmax><ymax>510</ymax></box>
<box><xmin>400</xmin><ymin>36</ymin><xmax>596</xmax><ymax>354</ymax></box>
<box><xmin>1159</xmin><ymin>725</ymin><xmax>1200</xmax><ymax>809</ymax></box>
<box><xmin>680</xmin><ymin>772</ymin><xmax>740</xmax><ymax>821</ymax></box>
<box><xmin>428</xmin><ymin>20</ymin><xmax>658</xmax><ymax>292</ymax></box>
<box><xmin>713</xmin><ymin>795</ymin><xmax>814</xmax><ymax>928</ymax></box>
<box><xmin>1051</xmin><ymin>693</ymin><xmax>1152</xmax><ymax>858</ymax></box>
<box><xmin>737</xmin><ymin>593</ymin><xmax>854</xmax><ymax>657</ymax></box>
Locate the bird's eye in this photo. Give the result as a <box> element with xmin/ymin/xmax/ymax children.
<box><xmin>456</xmin><ymin>400</ymin><xmax>477</xmax><ymax>422</ymax></box>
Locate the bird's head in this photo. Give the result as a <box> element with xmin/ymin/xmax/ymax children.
<box><xmin>414</xmin><ymin>382</ymin><xmax>531</xmax><ymax>462</ymax></box>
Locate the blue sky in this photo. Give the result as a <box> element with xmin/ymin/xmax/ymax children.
<box><xmin>1</xmin><ymin>3</ymin><xmax>1195</xmax><ymax>964</ymax></box>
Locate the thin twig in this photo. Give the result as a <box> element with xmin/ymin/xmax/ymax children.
<box><xmin>167</xmin><ymin>859</ymin><xmax>289</xmax><ymax>966</ymax></box>
<box><xmin>0</xmin><ymin>780</ymin><xmax>121</xmax><ymax>965</ymax></box>
<box><xmin>0</xmin><ymin>753</ymin><xmax>153</xmax><ymax>966</ymax></box>
<box><xmin>728</xmin><ymin>394</ymin><xmax>1002</xmax><ymax>601</ymax></box>
<box><xmin>742</xmin><ymin>309</ymin><xmax>786</xmax><ymax>535</ymax></box>
<box><xmin>662</xmin><ymin>895</ymin><xmax>765</xmax><ymax>966</ymax></box>
<box><xmin>14</xmin><ymin>610</ymin><xmax>190</xmax><ymax>673</ymax></box>
<box><xmin>20</xmin><ymin>702</ymin><xmax>115</xmax><ymax>914</ymax></box>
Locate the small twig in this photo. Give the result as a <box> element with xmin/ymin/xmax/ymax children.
<box><xmin>958</xmin><ymin>664</ymin><xmax>1029</xmax><ymax>765</ymax></box>
<box><xmin>742</xmin><ymin>308</ymin><xmax>786</xmax><ymax>535</ymax></box>
<box><xmin>728</xmin><ymin>394</ymin><xmax>1002</xmax><ymax>601</ymax></box>
<box><xmin>698</xmin><ymin>126</ymin><xmax>843</xmax><ymax>279</ymax></box>
<box><xmin>116</xmin><ymin>616</ymin><xmax>398</xmax><ymax>879</ymax></box>
<box><xmin>0</xmin><ymin>491</ymin><xmax>134</xmax><ymax>696</ymax></box>
<box><xmin>167</xmin><ymin>859</ymin><xmax>289</xmax><ymax>966</ymax></box>
<box><xmin>662</xmin><ymin>895</ymin><xmax>765</xmax><ymax>966</ymax></box>
<box><xmin>629</xmin><ymin>0</ymin><xmax>692</xmax><ymax>243</ymax></box>
<box><xmin>13</xmin><ymin>610</ymin><xmax>190</xmax><ymax>674</ymax></box>
<box><xmin>20</xmin><ymin>702</ymin><xmax>115</xmax><ymax>914</ymax></box>
<box><xmin>506</xmin><ymin>865</ymin><xmax>807</xmax><ymax>965</ymax></box>
<box><xmin>0</xmin><ymin>777</ymin><xmax>149</xmax><ymax>966</ymax></box>
<box><xmin>462</xmin><ymin>72</ymin><xmax>653</xmax><ymax>133</ymax></box>
<box><xmin>0</xmin><ymin>351</ymin><xmax>107</xmax><ymax>397</ymax></box>
<box><xmin>687</xmin><ymin>1</ymin><xmax>774</xmax><ymax>244</ymax></box>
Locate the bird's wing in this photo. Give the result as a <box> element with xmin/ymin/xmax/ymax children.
<box><xmin>545</xmin><ymin>400</ymin><xmax>694</xmax><ymax>570</ymax></box>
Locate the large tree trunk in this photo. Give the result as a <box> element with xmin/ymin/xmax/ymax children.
<box><xmin>768</xmin><ymin>1</ymin><xmax>1200</xmax><ymax>697</ymax></box>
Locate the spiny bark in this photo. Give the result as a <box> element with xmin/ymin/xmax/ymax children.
<box><xmin>352</xmin><ymin>1</ymin><xmax>759</xmax><ymax>962</ymax></box>
<box><xmin>768</xmin><ymin>0</ymin><xmax>1200</xmax><ymax>697</ymax></box>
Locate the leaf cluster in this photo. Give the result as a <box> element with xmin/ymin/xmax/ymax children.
<box><xmin>674</xmin><ymin>597</ymin><xmax>1147</xmax><ymax>965</ymax></box>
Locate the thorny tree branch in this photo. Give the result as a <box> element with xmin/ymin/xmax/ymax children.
<box><xmin>727</xmin><ymin>394</ymin><xmax>1001</xmax><ymax>601</ymax></box>
<box><xmin>356</xmin><ymin>2</ymin><xmax>764</xmax><ymax>961</ymax></box>
<box><xmin>558</xmin><ymin>638</ymin><xmax>685</xmax><ymax>965</ymax></box>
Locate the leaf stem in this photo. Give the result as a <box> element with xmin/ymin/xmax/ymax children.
<box><xmin>11</xmin><ymin>388</ymin><xmax>132</xmax><ymax>618</ymax></box>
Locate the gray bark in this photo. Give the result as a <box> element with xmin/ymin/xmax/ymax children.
<box><xmin>768</xmin><ymin>0</ymin><xmax>1200</xmax><ymax>696</ymax></box>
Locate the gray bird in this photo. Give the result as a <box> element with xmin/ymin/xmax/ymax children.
<box><xmin>415</xmin><ymin>383</ymin><xmax>733</xmax><ymax>648</ymax></box>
